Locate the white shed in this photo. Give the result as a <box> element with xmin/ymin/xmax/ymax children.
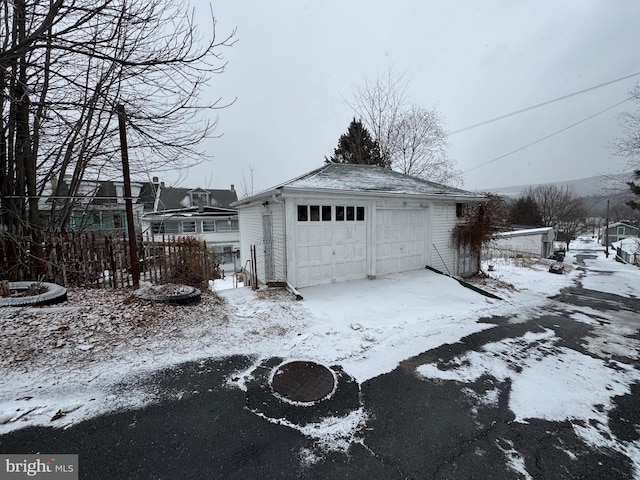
<box><xmin>485</xmin><ymin>227</ymin><xmax>556</xmax><ymax>259</ymax></box>
<box><xmin>232</xmin><ymin>164</ymin><xmax>486</xmax><ymax>289</ymax></box>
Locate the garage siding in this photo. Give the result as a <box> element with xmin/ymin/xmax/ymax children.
<box><xmin>430</xmin><ymin>203</ymin><xmax>457</xmax><ymax>275</ymax></box>
<box><xmin>238</xmin><ymin>203</ymin><xmax>264</xmax><ymax>281</ymax></box>
<box><xmin>238</xmin><ymin>202</ymin><xmax>286</xmax><ymax>285</ymax></box>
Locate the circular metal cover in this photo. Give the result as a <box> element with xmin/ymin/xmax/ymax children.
<box><xmin>271</xmin><ymin>361</ymin><xmax>335</xmax><ymax>403</ymax></box>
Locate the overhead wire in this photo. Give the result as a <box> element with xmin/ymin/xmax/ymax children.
<box><xmin>450</xmin><ymin>71</ymin><xmax>640</xmax><ymax>135</ymax></box>
<box><xmin>463</xmin><ymin>98</ymin><xmax>630</xmax><ymax>173</ymax></box>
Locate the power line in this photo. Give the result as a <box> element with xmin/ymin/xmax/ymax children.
<box><xmin>463</xmin><ymin>98</ymin><xmax>630</xmax><ymax>174</ymax></box>
<box><xmin>451</xmin><ymin>71</ymin><xmax>640</xmax><ymax>135</ymax></box>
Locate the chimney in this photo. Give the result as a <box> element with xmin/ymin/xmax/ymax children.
<box><xmin>230</xmin><ymin>184</ymin><xmax>235</xmax><ymax>192</ymax></box>
<box><xmin>152</xmin><ymin>176</ymin><xmax>159</xmax><ymax>184</ymax></box>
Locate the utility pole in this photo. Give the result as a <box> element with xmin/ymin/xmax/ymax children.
<box><xmin>605</xmin><ymin>199</ymin><xmax>610</xmax><ymax>258</ymax></box>
<box><xmin>117</xmin><ymin>104</ymin><xmax>140</xmax><ymax>287</ymax></box>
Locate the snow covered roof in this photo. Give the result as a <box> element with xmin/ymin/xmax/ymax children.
<box><xmin>235</xmin><ymin>164</ymin><xmax>484</xmax><ymax>205</ymax></box>
<box><xmin>496</xmin><ymin>227</ymin><xmax>554</xmax><ymax>238</ymax></box>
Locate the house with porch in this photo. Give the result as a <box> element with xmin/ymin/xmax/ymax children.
<box><xmin>140</xmin><ymin>182</ymin><xmax>239</xmax><ymax>268</ymax></box>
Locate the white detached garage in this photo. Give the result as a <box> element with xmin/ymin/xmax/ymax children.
<box><xmin>232</xmin><ymin>164</ymin><xmax>486</xmax><ymax>289</ymax></box>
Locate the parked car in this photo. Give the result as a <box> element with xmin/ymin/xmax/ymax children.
<box><xmin>549</xmin><ymin>263</ymin><xmax>564</xmax><ymax>274</ymax></box>
<box><xmin>549</xmin><ymin>250</ymin><xmax>565</xmax><ymax>261</ymax></box>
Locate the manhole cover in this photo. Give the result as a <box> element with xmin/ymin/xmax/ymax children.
<box><xmin>271</xmin><ymin>361</ymin><xmax>336</xmax><ymax>403</ymax></box>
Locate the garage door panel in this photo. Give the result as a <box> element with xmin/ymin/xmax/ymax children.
<box><xmin>294</xmin><ymin>213</ymin><xmax>367</xmax><ymax>287</ymax></box>
<box><xmin>375</xmin><ymin>208</ymin><xmax>426</xmax><ymax>276</ymax></box>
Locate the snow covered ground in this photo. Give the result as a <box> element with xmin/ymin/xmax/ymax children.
<box><xmin>1</xmin><ymin>236</ymin><xmax>639</xmax><ymax>474</ymax></box>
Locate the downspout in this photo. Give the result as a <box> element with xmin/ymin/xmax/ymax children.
<box><xmin>271</xmin><ymin>191</ymin><xmax>302</xmax><ymax>300</ymax></box>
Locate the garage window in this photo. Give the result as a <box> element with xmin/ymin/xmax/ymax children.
<box><xmin>310</xmin><ymin>205</ymin><xmax>320</xmax><ymax>221</ymax></box>
<box><xmin>346</xmin><ymin>206</ymin><xmax>355</xmax><ymax>221</ymax></box>
<box><xmin>322</xmin><ymin>205</ymin><xmax>332</xmax><ymax>221</ymax></box>
<box><xmin>299</xmin><ymin>205</ymin><xmax>334</xmax><ymax>222</ymax></box>
<box><xmin>335</xmin><ymin>206</ymin><xmax>365</xmax><ymax>221</ymax></box>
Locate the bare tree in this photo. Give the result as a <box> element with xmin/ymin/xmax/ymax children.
<box><xmin>391</xmin><ymin>106</ymin><xmax>461</xmax><ymax>185</ymax></box>
<box><xmin>614</xmin><ymin>83</ymin><xmax>640</xmax><ymax>209</ymax></box>
<box><xmin>239</xmin><ymin>164</ymin><xmax>256</xmax><ymax>199</ymax></box>
<box><xmin>524</xmin><ymin>184</ymin><xmax>586</xmax><ymax>249</ymax></box>
<box><xmin>350</xmin><ymin>68</ymin><xmax>408</xmax><ymax>166</ymax></box>
<box><xmin>349</xmin><ymin>69</ymin><xmax>460</xmax><ymax>185</ymax></box>
<box><xmin>1</xmin><ymin>0</ymin><xmax>235</xmax><ymax>237</ymax></box>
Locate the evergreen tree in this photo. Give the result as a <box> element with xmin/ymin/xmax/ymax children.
<box><xmin>509</xmin><ymin>196</ymin><xmax>543</xmax><ymax>226</ymax></box>
<box><xmin>627</xmin><ymin>169</ymin><xmax>640</xmax><ymax>210</ymax></box>
<box><xmin>326</xmin><ymin>119</ymin><xmax>388</xmax><ymax>167</ymax></box>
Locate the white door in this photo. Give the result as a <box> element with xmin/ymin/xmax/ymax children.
<box><xmin>375</xmin><ymin>208</ymin><xmax>426</xmax><ymax>276</ymax></box>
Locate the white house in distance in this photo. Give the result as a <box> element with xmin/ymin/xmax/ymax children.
<box><xmin>232</xmin><ymin>163</ymin><xmax>486</xmax><ymax>289</ymax></box>
<box><xmin>141</xmin><ymin>182</ymin><xmax>239</xmax><ymax>268</ymax></box>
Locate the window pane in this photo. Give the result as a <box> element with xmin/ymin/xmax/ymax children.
<box><xmin>346</xmin><ymin>206</ymin><xmax>355</xmax><ymax>221</ymax></box>
<box><xmin>202</xmin><ymin>221</ymin><xmax>215</xmax><ymax>232</ymax></box>
<box><xmin>151</xmin><ymin>222</ymin><xmax>163</xmax><ymax>234</ymax></box>
<box><xmin>298</xmin><ymin>205</ymin><xmax>308</xmax><ymax>221</ymax></box>
<box><xmin>336</xmin><ymin>206</ymin><xmax>345</xmax><ymax>221</ymax></box>
<box><xmin>183</xmin><ymin>221</ymin><xmax>196</xmax><ymax>233</ymax></box>
<box><xmin>357</xmin><ymin>206</ymin><xmax>365</xmax><ymax>221</ymax></box>
<box><xmin>310</xmin><ymin>205</ymin><xmax>320</xmax><ymax>221</ymax></box>
<box><xmin>322</xmin><ymin>205</ymin><xmax>332</xmax><ymax>221</ymax></box>
<box><xmin>164</xmin><ymin>222</ymin><xmax>179</xmax><ymax>234</ymax></box>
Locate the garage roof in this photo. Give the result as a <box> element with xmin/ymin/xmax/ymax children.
<box><xmin>235</xmin><ymin>163</ymin><xmax>485</xmax><ymax>205</ymax></box>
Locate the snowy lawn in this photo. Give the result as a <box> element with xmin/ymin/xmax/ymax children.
<box><xmin>1</xmin><ymin>235</ymin><xmax>638</xmax><ymax>468</ymax></box>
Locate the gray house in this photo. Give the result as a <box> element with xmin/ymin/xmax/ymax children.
<box><xmin>600</xmin><ymin>222</ymin><xmax>639</xmax><ymax>246</ymax></box>
<box><xmin>232</xmin><ymin>164</ymin><xmax>486</xmax><ymax>289</ymax></box>
<box><xmin>140</xmin><ymin>181</ymin><xmax>239</xmax><ymax>266</ymax></box>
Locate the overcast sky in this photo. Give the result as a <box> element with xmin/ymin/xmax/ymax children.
<box><xmin>159</xmin><ymin>1</ymin><xmax>640</xmax><ymax>195</ymax></box>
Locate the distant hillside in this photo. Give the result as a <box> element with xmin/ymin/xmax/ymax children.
<box><xmin>485</xmin><ymin>172</ymin><xmax>632</xmax><ymax>198</ymax></box>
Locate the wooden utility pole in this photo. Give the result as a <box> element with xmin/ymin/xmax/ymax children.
<box><xmin>605</xmin><ymin>199</ymin><xmax>610</xmax><ymax>258</ymax></box>
<box><xmin>117</xmin><ymin>104</ymin><xmax>140</xmax><ymax>287</ymax></box>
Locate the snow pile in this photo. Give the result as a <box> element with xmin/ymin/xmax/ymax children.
<box><xmin>1</xmin><ymin>236</ymin><xmax>638</xmax><ymax>469</ymax></box>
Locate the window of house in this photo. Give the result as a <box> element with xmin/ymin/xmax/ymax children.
<box><xmin>456</xmin><ymin>203</ymin><xmax>465</xmax><ymax>218</ymax></box>
<box><xmin>190</xmin><ymin>191</ymin><xmax>209</xmax><ymax>207</ymax></box>
<box><xmin>182</xmin><ymin>221</ymin><xmax>196</xmax><ymax>233</ymax></box>
<box><xmin>151</xmin><ymin>222</ymin><xmax>164</xmax><ymax>234</ymax></box>
<box><xmin>227</xmin><ymin>219</ymin><xmax>239</xmax><ymax>231</ymax></box>
<box><xmin>164</xmin><ymin>221</ymin><xmax>179</xmax><ymax>234</ymax></box>
<box><xmin>202</xmin><ymin>220</ymin><xmax>215</xmax><ymax>232</ymax></box>
<box><xmin>336</xmin><ymin>206</ymin><xmax>345</xmax><ymax>221</ymax></box>
<box><xmin>357</xmin><ymin>207</ymin><xmax>365</xmax><ymax>221</ymax></box>
<box><xmin>617</xmin><ymin>226</ymin><xmax>625</xmax><ymax>235</ymax></box>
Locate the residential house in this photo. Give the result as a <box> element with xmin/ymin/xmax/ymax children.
<box><xmin>38</xmin><ymin>177</ymin><xmax>152</xmax><ymax>232</ymax></box>
<box><xmin>232</xmin><ymin>163</ymin><xmax>486</xmax><ymax>289</ymax></box>
<box><xmin>600</xmin><ymin>222</ymin><xmax>639</xmax><ymax>246</ymax></box>
<box><xmin>140</xmin><ymin>182</ymin><xmax>239</xmax><ymax>268</ymax></box>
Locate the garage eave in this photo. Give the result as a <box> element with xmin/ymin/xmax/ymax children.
<box><xmin>278</xmin><ymin>186</ymin><xmax>487</xmax><ymax>203</ymax></box>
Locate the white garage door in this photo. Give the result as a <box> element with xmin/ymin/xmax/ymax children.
<box><xmin>375</xmin><ymin>208</ymin><xmax>427</xmax><ymax>276</ymax></box>
<box><xmin>295</xmin><ymin>205</ymin><xmax>367</xmax><ymax>287</ymax></box>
